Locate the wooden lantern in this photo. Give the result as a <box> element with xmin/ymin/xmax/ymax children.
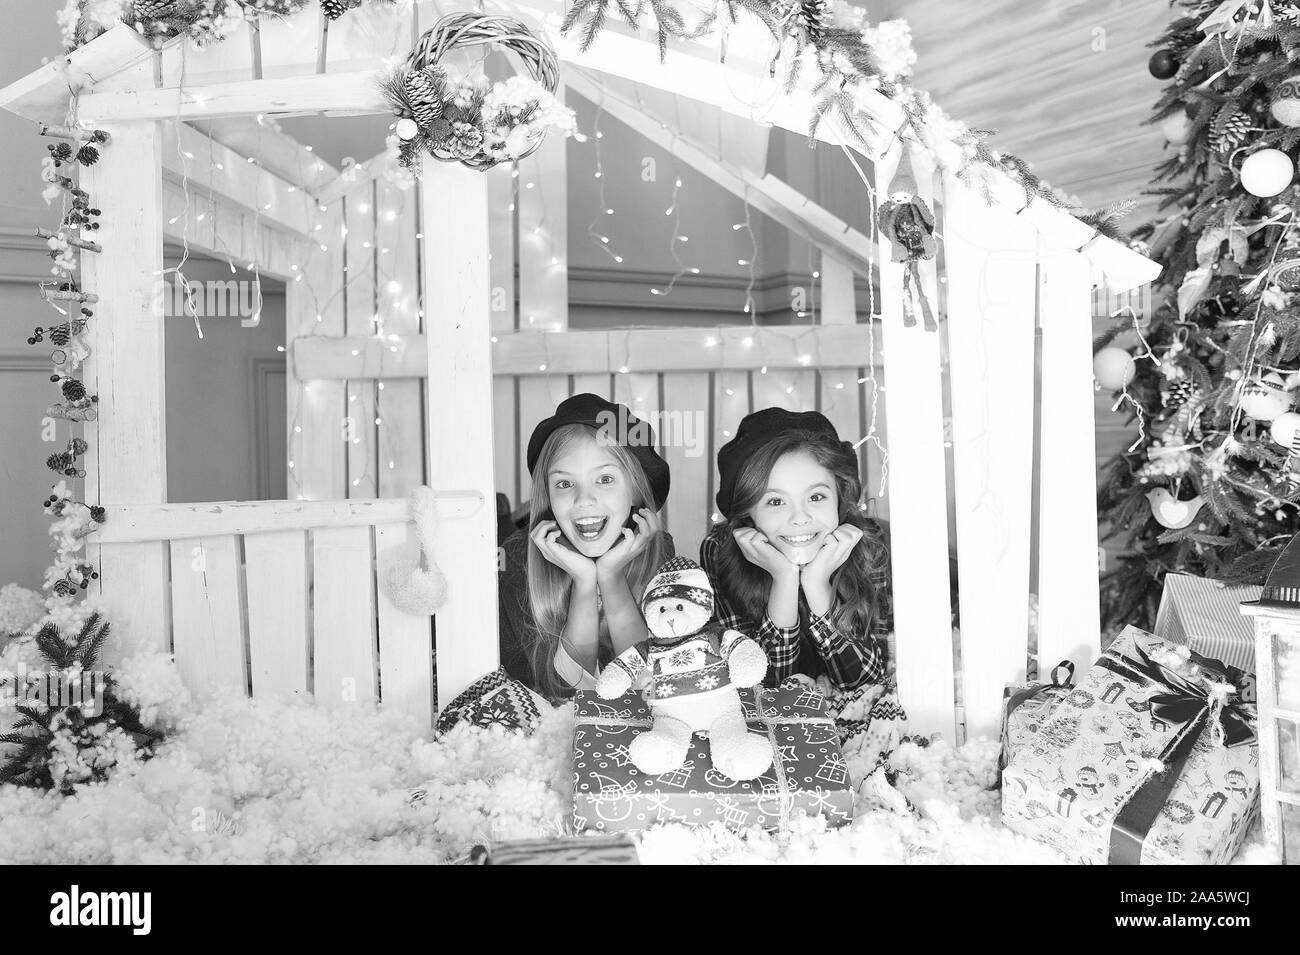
<box><xmin>1239</xmin><ymin>533</ymin><xmax>1300</xmax><ymax>864</ymax></box>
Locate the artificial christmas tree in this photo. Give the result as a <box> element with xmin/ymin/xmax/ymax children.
<box><xmin>1098</xmin><ymin>0</ymin><xmax>1300</xmax><ymax>632</ymax></box>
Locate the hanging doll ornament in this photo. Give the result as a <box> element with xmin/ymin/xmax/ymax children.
<box><xmin>876</xmin><ymin>147</ymin><xmax>939</xmax><ymax>331</ymax></box>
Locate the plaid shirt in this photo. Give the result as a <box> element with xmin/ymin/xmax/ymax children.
<box><xmin>698</xmin><ymin>530</ymin><xmax>887</xmax><ymax>692</ymax></box>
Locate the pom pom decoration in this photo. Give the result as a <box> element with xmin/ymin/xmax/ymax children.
<box><xmin>1239</xmin><ymin>373</ymin><xmax>1293</xmax><ymax>422</ymax></box>
<box><xmin>378</xmin><ymin>13</ymin><xmax>574</xmax><ymax>174</ymax></box>
<box><xmin>1272</xmin><ymin>76</ymin><xmax>1300</xmax><ymax>128</ymax></box>
<box><xmin>1148</xmin><ymin>50</ymin><xmax>1178</xmax><ymax>79</ymax></box>
<box><xmin>1160</xmin><ymin>112</ymin><xmax>1192</xmax><ymax>145</ymax></box>
<box><xmin>380</xmin><ymin>486</ymin><xmax>449</xmax><ymax>616</ymax></box>
<box><xmin>1093</xmin><ymin>346</ymin><xmax>1136</xmax><ymax>391</ymax></box>
<box><xmin>1239</xmin><ymin>149</ymin><xmax>1295</xmax><ymax>198</ymax></box>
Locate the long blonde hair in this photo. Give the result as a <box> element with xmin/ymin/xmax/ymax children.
<box><xmin>525</xmin><ymin>424</ymin><xmax>669</xmax><ymax>698</ymax></box>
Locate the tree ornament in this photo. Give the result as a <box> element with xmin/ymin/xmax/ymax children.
<box><xmin>1146</xmin><ymin>488</ymin><xmax>1205</xmax><ymax>530</ymax></box>
<box><xmin>1271</xmin><ymin>411</ymin><xmax>1300</xmax><ymax>448</ymax></box>
<box><xmin>1240</xmin><ymin>373</ymin><xmax>1293</xmax><ymax>422</ymax></box>
<box><xmin>1093</xmin><ymin>346</ymin><xmax>1136</xmax><ymax>391</ymax></box>
<box><xmin>1272</xmin><ymin>75</ymin><xmax>1300</xmax><ymax>127</ymax></box>
<box><xmin>876</xmin><ymin>148</ymin><xmax>938</xmax><ymax>331</ymax></box>
<box><xmin>1240</xmin><ymin>149</ymin><xmax>1295</xmax><ymax>198</ymax></box>
<box><xmin>1208</xmin><ymin>108</ymin><xmax>1250</xmax><ymax>155</ymax></box>
<box><xmin>394</xmin><ymin>117</ymin><xmax>419</xmax><ymax>140</ymax></box>
<box><xmin>1160</xmin><ymin>112</ymin><xmax>1193</xmax><ymax>145</ymax></box>
<box><xmin>75</xmin><ymin>144</ymin><xmax>99</xmax><ymax>166</ymax></box>
<box><xmin>1148</xmin><ymin>50</ymin><xmax>1179</xmax><ymax>79</ymax></box>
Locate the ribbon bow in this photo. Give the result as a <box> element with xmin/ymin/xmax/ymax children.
<box><xmin>1098</xmin><ymin>638</ymin><xmax>1255</xmax><ymax>750</ymax></box>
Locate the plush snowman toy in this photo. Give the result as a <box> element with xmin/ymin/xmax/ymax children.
<box><xmin>596</xmin><ymin>556</ymin><xmax>773</xmax><ymax>781</ymax></box>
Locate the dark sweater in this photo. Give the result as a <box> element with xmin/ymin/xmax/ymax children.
<box><xmin>497</xmin><ymin>527</ymin><xmax>675</xmax><ymax>695</ymax></box>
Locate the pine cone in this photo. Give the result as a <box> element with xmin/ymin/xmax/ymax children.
<box><xmin>131</xmin><ymin>0</ymin><xmax>177</xmax><ymax>21</ymax></box>
<box><xmin>61</xmin><ymin>379</ymin><xmax>86</xmax><ymax>402</ymax></box>
<box><xmin>51</xmin><ymin>325</ymin><xmax>72</xmax><ymax>346</ymax></box>
<box><xmin>796</xmin><ymin>0</ymin><xmax>831</xmax><ymax>45</ymax></box>
<box><xmin>1209</xmin><ymin>108</ymin><xmax>1250</xmax><ymax>155</ymax></box>
<box><xmin>321</xmin><ymin>0</ymin><xmax>361</xmax><ymax>21</ymax></box>
<box><xmin>76</xmin><ymin>144</ymin><xmax>99</xmax><ymax>166</ymax></box>
<box><xmin>404</xmin><ymin>68</ymin><xmax>445</xmax><ymax>129</ymax></box>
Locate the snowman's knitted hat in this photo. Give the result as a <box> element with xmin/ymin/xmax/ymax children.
<box><xmin>641</xmin><ymin>556</ymin><xmax>714</xmax><ymax>616</ymax></box>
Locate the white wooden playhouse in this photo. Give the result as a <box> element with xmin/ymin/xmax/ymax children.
<box><xmin>0</xmin><ymin>1</ymin><xmax>1161</xmax><ymax>744</ymax></box>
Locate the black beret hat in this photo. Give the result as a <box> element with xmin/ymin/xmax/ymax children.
<box><xmin>526</xmin><ymin>393</ymin><xmax>671</xmax><ymax>510</ymax></box>
<box><xmin>714</xmin><ymin>408</ymin><xmax>852</xmax><ymax>519</ymax></box>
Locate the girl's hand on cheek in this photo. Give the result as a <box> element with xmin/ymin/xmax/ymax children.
<box><xmin>595</xmin><ymin>507</ymin><xmax>660</xmax><ymax>582</ymax></box>
<box><xmin>800</xmin><ymin>523</ymin><xmax>863</xmax><ymax>590</ymax></box>
<box><xmin>732</xmin><ymin>527</ymin><xmax>799</xmax><ymax>584</ymax></box>
<box><xmin>531</xmin><ymin>520</ymin><xmax>598</xmax><ymax>588</ymax></box>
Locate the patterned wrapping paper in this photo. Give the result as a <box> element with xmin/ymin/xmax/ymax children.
<box><xmin>1155</xmin><ymin>573</ymin><xmax>1261</xmax><ymax>679</ymax></box>
<box><xmin>1000</xmin><ymin>662</ymin><xmax>1076</xmax><ymax>771</ymax></box>
<box><xmin>572</xmin><ymin>686</ymin><xmax>855</xmax><ymax>834</ymax></box>
<box><xmin>1002</xmin><ymin>627</ymin><xmax>1260</xmax><ymax>865</ymax></box>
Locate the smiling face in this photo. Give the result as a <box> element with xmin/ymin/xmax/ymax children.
<box><xmin>747</xmin><ymin>449</ymin><xmax>840</xmax><ymax>565</ymax></box>
<box><xmin>544</xmin><ymin>429</ymin><xmax>636</xmax><ymax>558</ymax></box>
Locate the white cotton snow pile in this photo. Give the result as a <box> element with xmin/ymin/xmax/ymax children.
<box><xmin>0</xmin><ymin>650</ymin><xmax>1282</xmax><ymax>864</ymax></box>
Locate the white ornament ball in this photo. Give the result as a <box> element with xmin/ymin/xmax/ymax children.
<box><xmin>1160</xmin><ymin>113</ymin><xmax>1192</xmax><ymax>145</ymax></box>
<box><xmin>1093</xmin><ymin>347</ymin><xmax>1136</xmax><ymax>391</ymax></box>
<box><xmin>1241</xmin><ymin>377</ymin><xmax>1294</xmax><ymax>422</ymax></box>
<box><xmin>395</xmin><ymin>118</ymin><xmax>419</xmax><ymax>141</ymax></box>
<box><xmin>1240</xmin><ymin>149</ymin><xmax>1295</xmax><ymax>198</ymax></box>
<box><xmin>1271</xmin><ymin>411</ymin><xmax>1300</xmax><ymax>448</ymax></box>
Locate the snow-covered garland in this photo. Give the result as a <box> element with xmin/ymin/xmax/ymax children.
<box><xmin>58</xmin><ymin>0</ymin><xmax>402</xmax><ymax>51</ymax></box>
<box><xmin>562</xmin><ymin>0</ymin><xmax>1130</xmax><ymax>236</ymax></box>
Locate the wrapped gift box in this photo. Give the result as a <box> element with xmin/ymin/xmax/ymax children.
<box><xmin>1001</xmin><ymin>661</ymin><xmax>1076</xmax><ymax>771</ymax></box>
<box><xmin>1155</xmin><ymin>573</ymin><xmax>1261</xmax><ymax>681</ymax></box>
<box><xmin>572</xmin><ymin>685</ymin><xmax>854</xmax><ymax>834</ymax></box>
<box><xmin>1002</xmin><ymin>627</ymin><xmax>1260</xmax><ymax>865</ymax></box>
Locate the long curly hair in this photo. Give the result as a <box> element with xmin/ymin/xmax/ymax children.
<box><xmin>524</xmin><ymin>424</ymin><xmax>669</xmax><ymax>698</ymax></box>
<box><xmin>710</xmin><ymin>430</ymin><xmax>892</xmax><ymax>643</ymax></box>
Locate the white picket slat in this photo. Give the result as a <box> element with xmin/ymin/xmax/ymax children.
<box><xmin>291</xmin><ymin>203</ymin><xmax>346</xmax><ymax>501</ymax></box>
<box><xmin>374</xmin><ymin>521</ymin><xmax>435</xmax><ymax>733</ymax></box>
<box><xmin>1036</xmin><ymin>243</ymin><xmax>1103</xmax><ymax>676</ymax></box>
<box><xmin>713</xmin><ymin>370</ymin><xmax>750</xmax><ymax>522</ymax></box>
<box><xmin>376</xmin><ymin>176</ymin><xmax>423</xmax><ymax>498</ymax></box>
<box><xmin>169</xmin><ymin>536</ymin><xmax>247</xmax><ymax>698</ymax></box>
<box><xmin>243</xmin><ymin>529</ymin><xmax>309</xmax><ymax>699</ymax></box>
<box><xmin>344</xmin><ymin>182</ymin><xmax>378</xmax><ymax>499</ymax></box>
<box><xmin>819</xmin><ymin>252</ymin><xmax>857</xmax><ymax>325</ymax></box>
<box><xmin>487</xmin><ymin>164</ymin><xmax>516</xmax><ymax>336</ymax></box>
<box><xmin>878</xmin><ymin>143</ymin><xmax>956</xmax><ymax>743</ymax></box>
<box><xmin>516</xmin><ymin>82</ymin><xmax>568</xmax><ymax>334</ymax></box>
<box><xmin>311</xmin><ymin>525</ymin><xmax>378</xmax><ymax>706</ymax></box>
<box><xmin>494</xmin><ymin>376</ymin><xmax>519</xmax><ymax>508</ymax></box>
<box><xmin>660</xmin><ymin>372</ymin><xmax>712</xmax><ymax>562</ymax></box>
<box><xmin>943</xmin><ymin>172</ymin><xmax>1038</xmax><ymax>741</ymax></box>
<box><xmin>516</xmin><ymin>375</ymin><xmax>572</xmax><ymax>505</ymax></box>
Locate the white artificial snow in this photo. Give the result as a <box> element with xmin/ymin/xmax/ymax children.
<box><xmin>0</xmin><ymin>652</ymin><xmax>1282</xmax><ymax>864</ymax></box>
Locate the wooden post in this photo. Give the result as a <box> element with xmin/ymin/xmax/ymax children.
<box><xmin>1036</xmin><ymin>242</ymin><xmax>1102</xmax><ymax>673</ymax></box>
<box><xmin>877</xmin><ymin>142</ymin><xmax>957</xmax><ymax>743</ymax></box>
<box><xmin>80</xmin><ymin>120</ymin><xmax>170</xmax><ymax>662</ymax></box>
<box><xmin>422</xmin><ymin>162</ymin><xmax>500</xmax><ymax>706</ymax></box>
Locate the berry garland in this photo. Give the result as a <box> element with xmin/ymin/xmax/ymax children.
<box><xmin>31</xmin><ymin>124</ymin><xmax>111</xmax><ymax>627</ymax></box>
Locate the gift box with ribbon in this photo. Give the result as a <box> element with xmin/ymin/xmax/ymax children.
<box><xmin>1002</xmin><ymin>627</ymin><xmax>1260</xmax><ymax>864</ymax></box>
<box><xmin>1000</xmin><ymin>660</ymin><xmax>1076</xmax><ymax>772</ymax></box>
<box><xmin>572</xmin><ymin>685</ymin><xmax>854</xmax><ymax>834</ymax></box>
<box><xmin>1155</xmin><ymin>572</ymin><xmax>1261</xmax><ymax>679</ymax></box>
